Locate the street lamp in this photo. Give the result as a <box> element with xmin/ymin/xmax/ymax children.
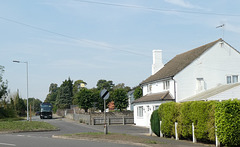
<box><xmin>13</xmin><ymin>60</ymin><xmax>29</xmax><ymax>121</ymax></box>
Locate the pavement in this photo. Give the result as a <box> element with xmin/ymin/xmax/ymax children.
<box><xmin>62</xmin><ymin>117</ymin><xmax>215</xmax><ymax>147</ymax></box>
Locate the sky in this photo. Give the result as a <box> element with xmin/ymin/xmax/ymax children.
<box><xmin>1</xmin><ymin>0</ymin><xmax>240</xmax><ymax>102</ymax></box>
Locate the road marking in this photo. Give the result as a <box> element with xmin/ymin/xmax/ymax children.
<box><xmin>0</xmin><ymin>143</ymin><xmax>16</xmax><ymax>146</ymax></box>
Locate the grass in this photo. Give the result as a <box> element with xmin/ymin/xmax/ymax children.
<box><xmin>63</xmin><ymin>132</ymin><xmax>164</xmax><ymax>146</ymax></box>
<box><xmin>0</xmin><ymin>117</ymin><xmax>24</xmax><ymax>122</ymax></box>
<box><xmin>0</xmin><ymin>120</ymin><xmax>58</xmax><ymax>132</ymax></box>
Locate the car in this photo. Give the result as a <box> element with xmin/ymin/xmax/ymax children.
<box><xmin>35</xmin><ymin>111</ymin><xmax>40</xmax><ymax>116</ymax></box>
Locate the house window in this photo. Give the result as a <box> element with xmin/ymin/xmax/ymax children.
<box><xmin>196</xmin><ymin>78</ymin><xmax>205</xmax><ymax>92</ymax></box>
<box><xmin>137</xmin><ymin>106</ymin><xmax>143</xmax><ymax>117</ymax></box>
<box><xmin>163</xmin><ymin>80</ymin><xmax>170</xmax><ymax>90</ymax></box>
<box><xmin>147</xmin><ymin>84</ymin><xmax>152</xmax><ymax>93</ymax></box>
<box><xmin>227</xmin><ymin>76</ymin><xmax>232</xmax><ymax>84</ymax></box>
<box><xmin>154</xmin><ymin>105</ymin><xmax>159</xmax><ymax>110</ymax></box>
<box><xmin>233</xmin><ymin>75</ymin><xmax>238</xmax><ymax>83</ymax></box>
<box><xmin>227</xmin><ymin>75</ymin><xmax>238</xmax><ymax>84</ymax></box>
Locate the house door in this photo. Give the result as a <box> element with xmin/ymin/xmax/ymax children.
<box><xmin>145</xmin><ymin>105</ymin><xmax>152</xmax><ymax>127</ymax></box>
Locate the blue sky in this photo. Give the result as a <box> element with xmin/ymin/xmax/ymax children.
<box><xmin>1</xmin><ymin>0</ymin><xmax>240</xmax><ymax>101</ymax></box>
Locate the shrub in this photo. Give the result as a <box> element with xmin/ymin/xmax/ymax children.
<box><xmin>150</xmin><ymin>110</ymin><xmax>160</xmax><ymax>137</ymax></box>
<box><xmin>159</xmin><ymin>101</ymin><xmax>216</xmax><ymax>142</ymax></box>
<box><xmin>178</xmin><ymin>101</ymin><xmax>193</xmax><ymax>139</ymax></box>
<box><xmin>158</xmin><ymin>102</ymin><xmax>179</xmax><ymax>137</ymax></box>
<box><xmin>190</xmin><ymin>101</ymin><xmax>216</xmax><ymax>142</ymax></box>
<box><xmin>215</xmin><ymin>99</ymin><xmax>240</xmax><ymax>146</ymax></box>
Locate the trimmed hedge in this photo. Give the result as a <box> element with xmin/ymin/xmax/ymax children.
<box><xmin>157</xmin><ymin>100</ymin><xmax>240</xmax><ymax>146</ymax></box>
<box><xmin>158</xmin><ymin>102</ymin><xmax>179</xmax><ymax>137</ymax></box>
<box><xmin>178</xmin><ymin>101</ymin><xmax>216</xmax><ymax>142</ymax></box>
<box><xmin>215</xmin><ymin>99</ymin><xmax>240</xmax><ymax>146</ymax></box>
<box><xmin>150</xmin><ymin>110</ymin><xmax>160</xmax><ymax>137</ymax></box>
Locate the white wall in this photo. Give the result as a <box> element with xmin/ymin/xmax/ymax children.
<box><xmin>142</xmin><ymin>80</ymin><xmax>175</xmax><ymax>97</ymax></box>
<box><xmin>174</xmin><ymin>42</ymin><xmax>240</xmax><ymax>102</ymax></box>
<box><xmin>133</xmin><ymin>101</ymin><xmax>166</xmax><ymax>127</ymax></box>
<box><xmin>127</xmin><ymin>94</ymin><xmax>134</xmax><ymax>111</ymax></box>
<box><xmin>207</xmin><ymin>85</ymin><xmax>240</xmax><ymax>101</ymax></box>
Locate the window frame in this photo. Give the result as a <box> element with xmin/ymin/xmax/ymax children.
<box><xmin>232</xmin><ymin>75</ymin><xmax>238</xmax><ymax>83</ymax></box>
<box><xmin>137</xmin><ymin>106</ymin><xmax>143</xmax><ymax>117</ymax></box>
<box><xmin>147</xmin><ymin>84</ymin><xmax>152</xmax><ymax>93</ymax></box>
<box><xmin>226</xmin><ymin>75</ymin><xmax>238</xmax><ymax>84</ymax></box>
<box><xmin>163</xmin><ymin>80</ymin><xmax>170</xmax><ymax>90</ymax></box>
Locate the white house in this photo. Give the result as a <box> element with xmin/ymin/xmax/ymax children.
<box><xmin>133</xmin><ymin>38</ymin><xmax>240</xmax><ymax>127</ymax></box>
<box><xmin>127</xmin><ymin>90</ymin><xmax>135</xmax><ymax>111</ymax></box>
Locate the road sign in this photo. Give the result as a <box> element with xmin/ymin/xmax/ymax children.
<box><xmin>100</xmin><ymin>89</ymin><xmax>109</xmax><ymax>100</ymax></box>
<box><xmin>100</xmin><ymin>89</ymin><xmax>109</xmax><ymax>134</ymax></box>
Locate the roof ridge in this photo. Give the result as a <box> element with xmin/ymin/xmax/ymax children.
<box><xmin>141</xmin><ymin>38</ymin><xmax>222</xmax><ymax>85</ymax></box>
<box><xmin>176</xmin><ymin>38</ymin><xmax>222</xmax><ymax>57</ymax></box>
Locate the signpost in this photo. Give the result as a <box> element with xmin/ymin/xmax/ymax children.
<box><xmin>100</xmin><ymin>89</ymin><xmax>109</xmax><ymax>134</ymax></box>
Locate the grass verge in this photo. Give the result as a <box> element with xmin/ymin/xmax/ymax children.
<box><xmin>62</xmin><ymin>132</ymin><xmax>164</xmax><ymax>146</ymax></box>
<box><xmin>0</xmin><ymin>121</ymin><xmax>58</xmax><ymax>132</ymax></box>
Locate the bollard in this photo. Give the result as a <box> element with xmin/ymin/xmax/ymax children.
<box><xmin>175</xmin><ymin>122</ymin><xmax>179</xmax><ymax>140</ymax></box>
<box><xmin>215</xmin><ymin>126</ymin><xmax>220</xmax><ymax>147</ymax></box>
<box><xmin>108</xmin><ymin>117</ymin><xmax>110</xmax><ymax>125</ymax></box>
<box><xmin>149</xmin><ymin>126</ymin><xmax>153</xmax><ymax>136</ymax></box>
<box><xmin>192</xmin><ymin>123</ymin><xmax>197</xmax><ymax>143</ymax></box>
<box><xmin>160</xmin><ymin>121</ymin><xmax>163</xmax><ymax>137</ymax></box>
<box><xmin>104</xmin><ymin>124</ymin><xmax>108</xmax><ymax>134</ymax></box>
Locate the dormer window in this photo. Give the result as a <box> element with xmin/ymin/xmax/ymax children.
<box><xmin>196</xmin><ymin>78</ymin><xmax>205</xmax><ymax>93</ymax></box>
<box><xmin>227</xmin><ymin>75</ymin><xmax>238</xmax><ymax>84</ymax></box>
<box><xmin>147</xmin><ymin>84</ymin><xmax>152</xmax><ymax>93</ymax></box>
<box><xmin>163</xmin><ymin>80</ymin><xmax>170</xmax><ymax>90</ymax></box>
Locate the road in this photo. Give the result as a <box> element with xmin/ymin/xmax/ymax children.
<box><xmin>0</xmin><ymin>116</ymin><xmax>139</xmax><ymax>147</ymax></box>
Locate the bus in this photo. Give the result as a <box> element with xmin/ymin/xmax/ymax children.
<box><xmin>40</xmin><ymin>103</ymin><xmax>53</xmax><ymax>119</ymax></box>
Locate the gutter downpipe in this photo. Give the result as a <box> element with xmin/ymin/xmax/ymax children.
<box><xmin>172</xmin><ymin>77</ymin><xmax>177</xmax><ymax>102</ymax></box>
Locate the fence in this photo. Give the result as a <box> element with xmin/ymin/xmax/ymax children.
<box><xmin>92</xmin><ymin>117</ymin><xmax>134</xmax><ymax>125</ymax></box>
<box><xmin>57</xmin><ymin>109</ymin><xmax>134</xmax><ymax>125</ymax></box>
<box><xmin>151</xmin><ymin>121</ymin><xmax>220</xmax><ymax>147</ymax></box>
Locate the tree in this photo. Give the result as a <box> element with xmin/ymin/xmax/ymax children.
<box><xmin>28</xmin><ymin>98</ymin><xmax>42</xmax><ymax>112</ymax></box>
<box><xmin>96</xmin><ymin>79</ymin><xmax>114</xmax><ymax>91</ymax></box>
<box><xmin>14</xmin><ymin>92</ymin><xmax>26</xmax><ymax>116</ymax></box>
<box><xmin>113</xmin><ymin>83</ymin><xmax>131</xmax><ymax>92</ymax></box>
<box><xmin>91</xmin><ymin>88</ymin><xmax>104</xmax><ymax>112</ymax></box>
<box><xmin>0</xmin><ymin>66</ymin><xmax>8</xmax><ymax>100</ymax></box>
<box><xmin>72</xmin><ymin>80</ymin><xmax>87</xmax><ymax>104</ymax></box>
<box><xmin>75</xmin><ymin>88</ymin><xmax>94</xmax><ymax>112</ymax></box>
<box><xmin>45</xmin><ymin>83</ymin><xmax>58</xmax><ymax>105</ymax></box>
<box><xmin>112</xmin><ymin>88</ymin><xmax>128</xmax><ymax>111</ymax></box>
<box><xmin>56</xmin><ymin>78</ymin><xmax>73</xmax><ymax>109</ymax></box>
<box><xmin>133</xmin><ymin>86</ymin><xmax>143</xmax><ymax>100</ymax></box>
<box><xmin>73</xmin><ymin>80</ymin><xmax>87</xmax><ymax>95</ymax></box>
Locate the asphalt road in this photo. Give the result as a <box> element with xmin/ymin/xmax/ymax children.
<box><xmin>0</xmin><ymin>116</ymin><xmax>211</xmax><ymax>147</ymax></box>
<box><xmin>0</xmin><ymin>116</ymin><xmax>139</xmax><ymax>147</ymax></box>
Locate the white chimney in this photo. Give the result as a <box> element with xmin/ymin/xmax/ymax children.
<box><xmin>152</xmin><ymin>50</ymin><xmax>164</xmax><ymax>75</ymax></box>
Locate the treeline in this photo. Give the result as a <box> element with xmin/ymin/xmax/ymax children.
<box><xmin>44</xmin><ymin>78</ymin><xmax>142</xmax><ymax>112</ymax></box>
<box><xmin>150</xmin><ymin>100</ymin><xmax>240</xmax><ymax>146</ymax></box>
<box><xmin>0</xmin><ymin>92</ymin><xmax>42</xmax><ymax>118</ymax></box>
<box><xmin>0</xmin><ymin>66</ymin><xmax>42</xmax><ymax>119</ymax></box>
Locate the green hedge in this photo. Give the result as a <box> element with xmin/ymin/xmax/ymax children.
<box><xmin>178</xmin><ymin>101</ymin><xmax>216</xmax><ymax>142</ymax></box>
<box><xmin>157</xmin><ymin>100</ymin><xmax>240</xmax><ymax>146</ymax></box>
<box><xmin>158</xmin><ymin>102</ymin><xmax>179</xmax><ymax>137</ymax></box>
<box><xmin>215</xmin><ymin>99</ymin><xmax>240</xmax><ymax>146</ymax></box>
<box><xmin>150</xmin><ymin>110</ymin><xmax>160</xmax><ymax>137</ymax></box>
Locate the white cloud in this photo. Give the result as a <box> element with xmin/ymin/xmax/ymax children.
<box><xmin>164</xmin><ymin>0</ymin><xmax>200</xmax><ymax>9</ymax></box>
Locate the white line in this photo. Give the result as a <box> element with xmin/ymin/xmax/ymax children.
<box><xmin>0</xmin><ymin>143</ymin><xmax>16</xmax><ymax>146</ymax></box>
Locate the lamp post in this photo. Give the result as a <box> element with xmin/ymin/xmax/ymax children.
<box><xmin>13</xmin><ymin>60</ymin><xmax>29</xmax><ymax>121</ymax></box>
